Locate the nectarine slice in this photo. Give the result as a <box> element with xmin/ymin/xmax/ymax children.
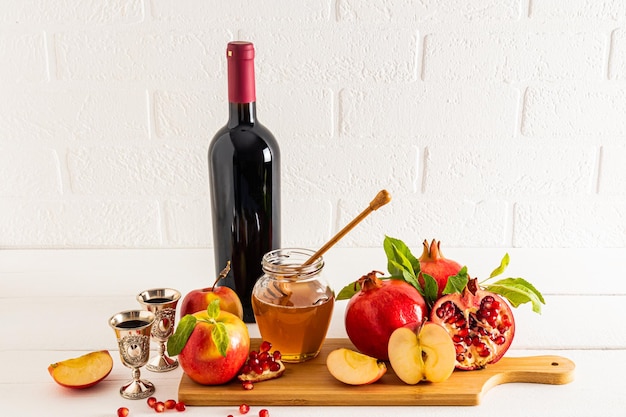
<box><xmin>48</xmin><ymin>350</ymin><xmax>113</xmax><ymax>389</ymax></box>
<box><xmin>326</xmin><ymin>348</ymin><xmax>386</xmax><ymax>385</ymax></box>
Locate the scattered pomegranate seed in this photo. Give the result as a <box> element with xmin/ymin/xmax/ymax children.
<box><xmin>147</xmin><ymin>397</ymin><xmax>157</xmax><ymax>408</ymax></box>
<box><xmin>242</xmin><ymin>380</ymin><xmax>254</xmax><ymax>390</ymax></box>
<box><xmin>239</xmin><ymin>403</ymin><xmax>250</xmax><ymax>414</ymax></box>
<box><xmin>164</xmin><ymin>399</ymin><xmax>176</xmax><ymax>410</ymax></box>
<box><xmin>175</xmin><ymin>402</ymin><xmax>186</xmax><ymax>412</ymax></box>
<box><xmin>259</xmin><ymin>340</ymin><xmax>272</xmax><ymax>352</ymax></box>
<box><xmin>258</xmin><ymin>409</ymin><xmax>270</xmax><ymax>417</ymax></box>
<box><xmin>117</xmin><ymin>407</ymin><xmax>129</xmax><ymax>417</ymax></box>
<box><xmin>154</xmin><ymin>401</ymin><xmax>166</xmax><ymax>413</ymax></box>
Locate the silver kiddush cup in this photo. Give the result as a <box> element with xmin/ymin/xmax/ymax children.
<box><xmin>136</xmin><ymin>288</ymin><xmax>181</xmax><ymax>372</ymax></box>
<box><xmin>109</xmin><ymin>310</ymin><xmax>156</xmax><ymax>399</ymax></box>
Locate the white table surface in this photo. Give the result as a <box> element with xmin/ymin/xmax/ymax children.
<box><xmin>2</xmin><ymin>248</ymin><xmax>625</xmax><ymax>416</ymax></box>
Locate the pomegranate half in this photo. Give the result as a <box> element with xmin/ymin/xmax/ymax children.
<box><xmin>345</xmin><ymin>271</ymin><xmax>427</xmax><ymax>361</ymax></box>
<box><xmin>430</xmin><ymin>278</ymin><xmax>515</xmax><ymax>370</ymax></box>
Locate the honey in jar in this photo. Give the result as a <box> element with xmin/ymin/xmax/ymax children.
<box><xmin>251</xmin><ymin>248</ymin><xmax>334</xmax><ymax>363</ymax></box>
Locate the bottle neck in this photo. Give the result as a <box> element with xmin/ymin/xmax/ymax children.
<box><xmin>228</xmin><ymin>101</ymin><xmax>257</xmax><ymax>126</ymax></box>
<box><xmin>226</xmin><ymin>42</ymin><xmax>257</xmax><ymax>127</ymax></box>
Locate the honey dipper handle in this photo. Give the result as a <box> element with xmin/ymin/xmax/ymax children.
<box><xmin>302</xmin><ymin>190</ymin><xmax>391</xmax><ymax>266</ymax></box>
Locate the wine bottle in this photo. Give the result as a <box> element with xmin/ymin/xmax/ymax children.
<box><xmin>208</xmin><ymin>41</ymin><xmax>281</xmax><ymax>323</ymax></box>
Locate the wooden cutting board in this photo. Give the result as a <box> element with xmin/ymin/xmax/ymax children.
<box><xmin>177</xmin><ymin>338</ymin><xmax>575</xmax><ymax>406</ymax></box>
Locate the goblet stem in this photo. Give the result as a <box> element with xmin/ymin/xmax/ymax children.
<box><xmin>120</xmin><ymin>367</ymin><xmax>155</xmax><ymax>400</ymax></box>
<box><xmin>147</xmin><ymin>340</ymin><xmax>178</xmax><ymax>372</ymax></box>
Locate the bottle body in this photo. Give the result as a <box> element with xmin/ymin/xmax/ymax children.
<box><xmin>209</xmin><ymin>42</ymin><xmax>281</xmax><ymax>323</ymax></box>
<box><xmin>251</xmin><ymin>248</ymin><xmax>334</xmax><ymax>362</ymax></box>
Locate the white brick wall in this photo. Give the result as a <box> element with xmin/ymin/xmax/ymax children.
<box><xmin>0</xmin><ymin>0</ymin><xmax>625</xmax><ymax>249</ymax></box>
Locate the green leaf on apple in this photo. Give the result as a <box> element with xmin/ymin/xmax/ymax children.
<box><xmin>211</xmin><ymin>322</ymin><xmax>229</xmax><ymax>357</ymax></box>
<box><xmin>167</xmin><ymin>314</ymin><xmax>197</xmax><ymax>357</ymax></box>
<box><xmin>204</xmin><ymin>299</ymin><xmax>230</xmax><ymax>357</ymax></box>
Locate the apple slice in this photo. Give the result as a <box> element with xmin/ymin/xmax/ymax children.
<box><xmin>48</xmin><ymin>350</ymin><xmax>113</xmax><ymax>389</ymax></box>
<box><xmin>326</xmin><ymin>348</ymin><xmax>387</xmax><ymax>385</ymax></box>
<box><xmin>388</xmin><ymin>322</ymin><xmax>456</xmax><ymax>384</ymax></box>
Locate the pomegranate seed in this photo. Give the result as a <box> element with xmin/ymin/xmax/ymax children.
<box><xmin>272</xmin><ymin>351</ymin><xmax>281</xmax><ymax>360</ymax></box>
<box><xmin>259</xmin><ymin>409</ymin><xmax>270</xmax><ymax>417</ymax></box>
<box><xmin>239</xmin><ymin>403</ymin><xmax>250</xmax><ymax>414</ymax></box>
<box><xmin>260</xmin><ymin>340</ymin><xmax>272</xmax><ymax>352</ymax></box>
<box><xmin>249</xmin><ymin>351</ymin><xmax>258</xmax><ymax>360</ymax></box>
<box><xmin>252</xmin><ymin>365</ymin><xmax>263</xmax><ymax>375</ymax></box>
<box><xmin>175</xmin><ymin>402</ymin><xmax>186</xmax><ymax>412</ymax></box>
<box><xmin>269</xmin><ymin>362</ymin><xmax>281</xmax><ymax>372</ymax></box>
<box><xmin>117</xmin><ymin>407</ymin><xmax>129</xmax><ymax>417</ymax></box>
<box><xmin>242</xmin><ymin>381</ymin><xmax>254</xmax><ymax>390</ymax></box>
<box><xmin>154</xmin><ymin>402</ymin><xmax>165</xmax><ymax>413</ymax></box>
<box><xmin>455</xmin><ymin>344</ymin><xmax>465</xmax><ymax>354</ymax></box>
<box><xmin>165</xmin><ymin>399</ymin><xmax>176</xmax><ymax>409</ymax></box>
<box><xmin>147</xmin><ymin>397</ymin><xmax>157</xmax><ymax>408</ymax></box>
<box><xmin>493</xmin><ymin>335</ymin><xmax>506</xmax><ymax>345</ymax></box>
<box><xmin>456</xmin><ymin>353</ymin><xmax>465</xmax><ymax>362</ymax></box>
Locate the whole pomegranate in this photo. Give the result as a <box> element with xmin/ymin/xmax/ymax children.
<box><xmin>430</xmin><ymin>278</ymin><xmax>515</xmax><ymax>370</ymax></box>
<box><xmin>419</xmin><ymin>239</ymin><xmax>463</xmax><ymax>298</ymax></box>
<box><xmin>345</xmin><ymin>271</ymin><xmax>427</xmax><ymax>360</ymax></box>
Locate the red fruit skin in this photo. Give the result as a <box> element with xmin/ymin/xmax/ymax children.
<box><xmin>418</xmin><ymin>239</ymin><xmax>463</xmax><ymax>298</ymax></box>
<box><xmin>178</xmin><ymin>310</ymin><xmax>250</xmax><ymax>385</ymax></box>
<box><xmin>345</xmin><ymin>272</ymin><xmax>427</xmax><ymax>360</ymax></box>
<box><xmin>180</xmin><ymin>285</ymin><xmax>244</xmax><ymax>320</ymax></box>
<box><xmin>430</xmin><ymin>284</ymin><xmax>515</xmax><ymax>370</ymax></box>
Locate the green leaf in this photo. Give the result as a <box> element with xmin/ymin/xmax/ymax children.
<box><xmin>421</xmin><ymin>273</ymin><xmax>439</xmax><ymax>306</ymax></box>
<box><xmin>383</xmin><ymin>236</ymin><xmax>420</xmax><ymax>277</ymax></box>
<box><xmin>483</xmin><ymin>277</ymin><xmax>546</xmax><ymax>314</ymax></box>
<box><xmin>207</xmin><ymin>298</ymin><xmax>220</xmax><ymax>319</ymax></box>
<box><xmin>489</xmin><ymin>253</ymin><xmax>510</xmax><ymax>279</ymax></box>
<box><xmin>336</xmin><ymin>281</ymin><xmax>361</xmax><ymax>301</ymax></box>
<box><xmin>167</xmin><ymin>314</ymin><xmax>197</xmax><ymax>357</ymax></box>
<box><xmin>442</xmin><ymin>266</ymin><xmax>469</xmax><ymax>295</ymax></box>
<box><xmin>211</xmin><ymin>322</ymin><xmax>229</xmax><ymax>357</ymax></box>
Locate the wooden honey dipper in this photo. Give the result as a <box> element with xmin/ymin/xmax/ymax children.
<box><xmin>302</xmin><ymin>189</ymin><xmax>391</xmax><ymax>267</ymax></box>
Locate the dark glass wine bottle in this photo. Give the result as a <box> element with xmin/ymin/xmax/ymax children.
<box><xmin>208</xmin><ymin>41</ymin><xmax>281</xmax><ymax>323</ymax></box>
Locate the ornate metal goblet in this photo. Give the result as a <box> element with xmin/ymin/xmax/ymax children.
<box><xmin>109</xmin><ymin>310</ymin><xmax>156</xmax><ymax>399</ymax></box>
<box><xmin>136</xmin><ymin>288</ymin><xmax>181</xmax><ymax>372</ymax></box>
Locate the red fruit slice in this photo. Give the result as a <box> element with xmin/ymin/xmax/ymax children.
<box><xmin>430</xmin><ymin>278</ymin><xmax>515</xmax><ymax>370</ymax></box>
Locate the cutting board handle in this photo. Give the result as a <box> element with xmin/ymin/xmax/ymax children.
<box><xmin>484</xmin><ymin>355</ymin><xmax>576</xmax><ymax>387</ymax></box>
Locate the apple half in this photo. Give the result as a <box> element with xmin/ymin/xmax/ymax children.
<box><xmin>388</xmin><ymin>322</ymin><xmax>456</xmax><ymax>384</ymax></box>
<box><xmin>48</xmin><ymin>350</ymin><xmax>113</xmax><ymax>389</ymax></box>
<box><xmin>326</xmin><ymin>348</ymin><xmax>387</xmax><ymax>385</ymax></box>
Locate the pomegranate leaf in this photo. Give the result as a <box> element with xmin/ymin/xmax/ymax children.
<box><xmin>167</xmin><ymin>314</ymin><xmax>197</xmax><ymax>357</ymax></box>
<box><xmin>442</xmin><ymin>266</ymin><xmax>469</xmax><ymax>295</ymax></box>
<box><xmin>421</xmin><ymin>273</ymin><xmax>439</xmax><ymax>306</ymax></box>
<box><xmin>336</xmin><ymin>281</ymin><xmax>361</xmax><ymax>300</ymax></box>
<box><xmin>483</xmin><ymin>277</ymin><xmax>546</xmax><ymax>314</ymax></box>
<box><xmin>384</xmin><ymin>235</ymin><xmax>421</xmax><ymax>278</ymax></box>
<box><xmin>489</xmin><ymin>253</ymin><xmax>510</xmax><ymax>278</ymax></box>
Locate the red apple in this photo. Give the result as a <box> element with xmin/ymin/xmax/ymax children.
<box><xmin>180</xmin><ymin>261</ymin><xmax>244</xmax><ymax>320</ymax></box>
<box><xmin>388</xmin><ymin>322</ymin><xmax>456</xmax><ymax>384</ymax></box>
<box><xmin>326</xmin><ymin>348</ymin><xmax>387</xmax><ymax>385</ymax></box>
<box><xmin>169</xmin><ymin>300</ymin><xmax>250</xmax><ymax>385</ymax></box>
<box><xmin>48</xmin><ymin>350</ymin><xmax>113</xmax><ymax>389</ymax></box>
